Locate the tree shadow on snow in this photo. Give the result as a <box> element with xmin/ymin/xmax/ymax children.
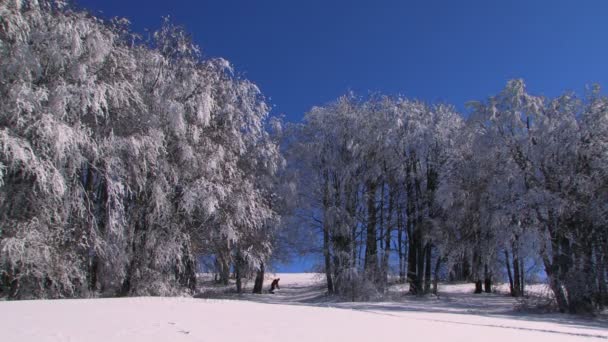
<box><xmin>196</xmin><ymin>280</ymin><xmax>608</xmax><ymax>339</ymax></box>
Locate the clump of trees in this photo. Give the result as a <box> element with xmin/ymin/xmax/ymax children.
<box><xmin>287</xmin><ymin>94</ymin><xmax>463</xmax><ymax>299</ymax></box>
<box><xmin>0</xmin><ymin>0</ymin><xmax>282</xmax><ymax>299</ymax></box>
<box><xmin>290</xmin><ymin>82</ymin><xmax>608</xmax><ymax>313</ymax></box>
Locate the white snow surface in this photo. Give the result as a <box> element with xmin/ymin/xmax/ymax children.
<box><xmin>1</xmin><ymin>273</ymin><xmax>606</xmax><ymax>342</ymax></box>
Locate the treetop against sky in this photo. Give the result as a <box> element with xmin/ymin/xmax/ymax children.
<box><xmin>76</xmin><ymin>0</ymin><xmax>608</xmax><ymax>121</ymax></box>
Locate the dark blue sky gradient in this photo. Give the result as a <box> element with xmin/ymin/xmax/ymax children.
<box><xmin>76</xmin><ymin>0</ymin><xmax>608</xmax><ymax>122</ymax></box>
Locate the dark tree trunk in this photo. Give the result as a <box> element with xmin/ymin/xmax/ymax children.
<box><xmin>463</xmin><ymin>253</ymin><xmax>471</xmax><ymax>280</ymax></box>
<box><xmin>541</xmin><ymin>241</ymin><xmax>569</xmax><ymax>313</ymax></box>
<box><xmin>10</xmin><ymin>278</ymin><xmax>19</xmax><ymax>299</ymax></box>
<box><xmin>120</xmin><ymin>256</ymin><xmax>134</xmax><ymax>296</ymax></box>
<box><xmin>397</xmin><ymin>206</ymin><xmax>406</xmax><ymax>283</ymax></box>
<box><xmin>598</xmin><ymin>246</ymin><xmax>608</xmax><ymax>307</ymax></box>
<box><xmin>349</xmin><ymin>187</ymin><xmax>358</xmax><ymax>274</ymax></box>
<box><xmin>89</xmin><ymin>255</ymin><xmax>99</xmax><ymax>292</ymax></box>
<box><xmin>333</xmin><ymin>181</ymin><xmax>355</xmax><ymax>295</ymax></box>
<box><xmin>83</xmin><ymin>165</ymin><xmax>107</xmax><ymax>294</ymax></box>
<box><xmin>424</xmin><ymin>243</ymin><xmax>432</xmax><ymax>294</ymax></box>
<box><xmin>548</xmin><ymin>272</ymin><xmax>568</xmax><ymax>313</ymax></box>
<box><xmin>567</xmin><ymin>237</ymin><xmax>595</xmax><ymax>313</ymax></box>
<box><xmin>235</xmin><ymin>251</ymin><xmax>244</xmax><ymax>294</ymax></box>
<box><xmin>235</xmin><ymin>274</ymin><xmax>242</xmax><ymax>294</ymax></box>
<box><xmin>471</xmin><ymin>242</ymin><xmax>484</xmax><ymax>295</ymax></box>
<box><xmin>504</xmin><ymin>250</ymin><xmax>514</xmax><ymax>296</ymax></box>
<box><xmin>218</xmin><ymin>255</ymin><xmax>230</xmax><ymax>285</ymax></box>
<box><xmin>519</xmin><ymin>257</ymin><xmax>525</xmax><ymax>295</ymax></box>
<box><xmin>415</xmin><ymin>233</ymin><xmax>425</xmax><ymax>294</ymax></box>
<box><xmin>413</xmin><ymin>159</ymin><xmax>425</xmax><ymax>295</ymax></box>
<box><xmin>406</xmin><ymin>160</ymin><xmax>419</xmax><ymax>294</ymax></box>
<box><xmin>364</xmin><ymin>181</ymin><xmax>378</xmax><ymax>283</ymax></box>
<box><xmin>449</xmin><ymin>252</ymin><xmax>471</xmax><ymax>282</ymax></box>
<box><xmin>432</xmin><ymin>256</ymin><xmax>442</xmax><ymax>295</ymax></box>
<box><xmin>483</xmin><ymin>264</ymin><xmax>492</xmax><ymax>293</ymax></box>
<box><xmin>512</xmin><ymin>243</ymin><xmax>521</xmax><ymax>297</ymax></box>
<box><xmin>352</xmin><ymin>223</ymin><xmax>358</xmax><ymax>269</ymax></box>
<box><xmin>0</xmin><ymin>272</ymin><xmax>7</xmax><ymax>297</ymax></box>
<box><xmin>378</xmin><ymin>182</ymin><xmax>385</xmax><ymax>254</ymax></box>
<box><xmin>407</xmin><ymin>236</ymin><xmax>418</xmax><ymax>294</ymax></box>
<box><xmin>177</xmin><ymin>243</ymin><xmax>197</xmax><ymax>292</ymax></box>
<box><xmin>474</xmin><ymin>280</ymin><xmax>483</xmax><ymax>294</ymax></box>
<box><xmin>213</xmin><ymin>257</ymin><xmax>220</xmax><ymax>283</ymax></box>
<box><xmin>121</xmin><ymin>209</ymin><xmax>148</xmax><ymax>297</ymax></box>
<box><xmin>407</xmin><ymin>220</ymin><xmax>425</xmax><ymax>295</ymax></box>
<box><xmin>322</xmin><ymin>170</ymin><xmax>334</xmax><ymax>294</ymax></box>
<box><xmin>323</xmin><ymin>224</ymin><xmax>334</xmax><ymax>294</ymax></box>
<box><xmin>381</xmin><ymin>188</ymin><xmax>394</xmax><ymax>289</ymax></box>
<box><xmin>4</xmin><ymin>271</ymin><xmax>20</xmax><ymax>299</ymax></box>
<box><xmin>252</xmin><ymin>262</ymin><xmax>265</xmax><ymax>294</ymax></box>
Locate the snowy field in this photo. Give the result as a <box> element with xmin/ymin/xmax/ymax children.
<box><xmin>1</xmin><ymin>273</ymin><xmax>606</xmax><ymax>342</ymax></box>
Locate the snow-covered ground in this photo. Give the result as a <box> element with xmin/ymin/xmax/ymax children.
<box><xmin>1</xmin><ymin>273</ymin><xmax>606</xmax><ymax>341</ymax></box>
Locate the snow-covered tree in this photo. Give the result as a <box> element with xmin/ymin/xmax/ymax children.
<box><xmin>289</xmin><ymin>94</ymin><xmax>461</xmax><ymax>299</ymax></box>
<box><xmin>0</xmin><ymin>0</ymin><xmax>282</xmax><ymax>298</ymax></box>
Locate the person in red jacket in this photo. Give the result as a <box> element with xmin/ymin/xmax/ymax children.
<box><xmin>269</xmin><ymin>278</ymin><xmax>280</xmax><ymax>294</ymax></box>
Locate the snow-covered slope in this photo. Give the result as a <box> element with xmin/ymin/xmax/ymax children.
<box><xmin>1</xmin><ymin>274</ymin><xmax>606</xmax><ymax>342</ymax></box>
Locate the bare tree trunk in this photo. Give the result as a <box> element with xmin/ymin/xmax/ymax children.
<box><xmin>322</xmin><ymin>170</ymin><xmax>334</xmax><ymax>294</ymax></box>
<box><xmin>252</xmin><ymin>262</ymin><xmax>265</xmax><ymax>294</ymax></box>
<box><xmin>598</xmin><ymin>244</ymin><xmax>608</xmax><ymax>307</ymax></box>
<box><xmin>352</xmin><ymin>223</ymin><xmax>358</xmax><ymax>269</ymax></box>
<box><xmin>474</xmin><ymin>280</ymin><xmax>483</xmax><ymax>294</ymax></box>
<box><xmin>323</xmin><ymin>220</ymin><xmax>334</xmax><ymax>294</ymax></box>
<box><xmin>397</xmin><ymin>205</ymin><xmax>405</xmax><ymax>283</ymax></box>
<box><xmin>377</xmin><ymin>182</ymin><xmax>385</xmax><ymax>290</ymax></box>
<box><xmin>413</xmin><ymin>158</ymin><xmax>425</xmax><ymax>295</ymax></box>
<box><xmin>519</xmin><ymin>257</ymin><xmax>525</xmax><ymax>295</ymax></box>
<box><xmin>379</xmin><ymin>182</ymin><xmax>385</xmax><ymax>254</ymax></box>
<box><xmin>484</xmin><ymin>263</ymin><xmax>492</xmax><ymax>293</ymax></box>
<box><xmin>4</xmin><ymin>270</ymin><xmax>20</xmax><ymax>299</ymax></box>
<box><xmin>415</xmin><ymin>232</ymin><xmax>425</xmax><ymax>294</ymax></box>
<box><xmin>406</xmin><ymin>160</ymin><xmax>419</xmax><ymax>294</ymax></box>
<box><xmin>90</xmin><ymin>255</ymin><xmax>99</xmax><ymax>292</ymax></box>
<box><xmin>364</xmin><ymin>180</ymin><xmax>378</xmax><ymax>283</ymax></box>
<box><xmin>235</xmin><ymin>251</ymin><xmax>244</xmax><ymax>294</ymax></box>
<box><xmin>432</xmin><ymin>256</ymin><xmax>442</xmax><ymax>295</ymax></box>
<box><xmin>424</xmin><ymin>243</ymin><xmax>432</xmax><ymax>294</ymax></box>
<box><xmin>358</xmin><ymin>229</ymin><xmax>364</xmax><ymax>268</ymax></box>
<box><xmin>407</xmin><ymin>231</ymin><xmax>418</xmax><ymax>294</ymax></box>
<box><xmin>449</xmin><ymin>252</ymin><xmax>470</xmax><ymax>282</ymax></box>
<box><xmin>512</xmin><ymin>240</ymin><xmax>521</xmax><ymax>297</ymax></box>
<box><xmin>544</xmin><ymin>257</ymin><xmax>568</xmax><ymax>312</ymax></box>
<box><xmin>504</xmin><ymin>250</ymin><xmax>514</xmax><ymax>296</ymax></box>
<box><xmin>541</xmin><ymin>231</ymin><xmax>569</xmax><ymax>313</ymax></box>
<box><xmin>407</xmin><ymin>214</ymin><xmax>424</xmax><ymax>294</ymax></box>
<box><xmin>218</xmin><ymin>254</ymin><xmax>230</xmax><ymax>286</ymax></box>
<box><xmin>472</xmin><ymin>247</ymin><xmax>483</xmax><ymax>294</ymax></box>
<box><xmin>381</xmin><ymin>187</ymin><xmax>394</xmax><ymax>289</ymax></box>
<box><xmin>352</xmin><ymin>185</ymin><xmax>359</xmax><ymax>267</ymax></box>
<box><xmin>178</xmin><ymin>244</ymin><xmax>197</xmax><ymax>292</ymax></box>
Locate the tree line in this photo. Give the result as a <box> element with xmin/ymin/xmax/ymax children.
<box><xmin>286</xmin><ymin>84</ymin><xmax>608</xmax><ymax>313</ymax></box>
<box><xmin>1</xmin><ymin>1</ymin><xmax>606</xmax><ymax>314</ymax></box>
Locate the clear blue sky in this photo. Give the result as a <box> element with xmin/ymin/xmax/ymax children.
<box><xmin>76</xmin><ymin>0</ymin><xmax>608</xmax><ymax>122</ymax></box>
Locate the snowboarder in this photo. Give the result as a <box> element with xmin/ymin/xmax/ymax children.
<box><xmin>269</xmin><ymin>278</ymin><xmax>280</xmax><ymax>294</ymax></box>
